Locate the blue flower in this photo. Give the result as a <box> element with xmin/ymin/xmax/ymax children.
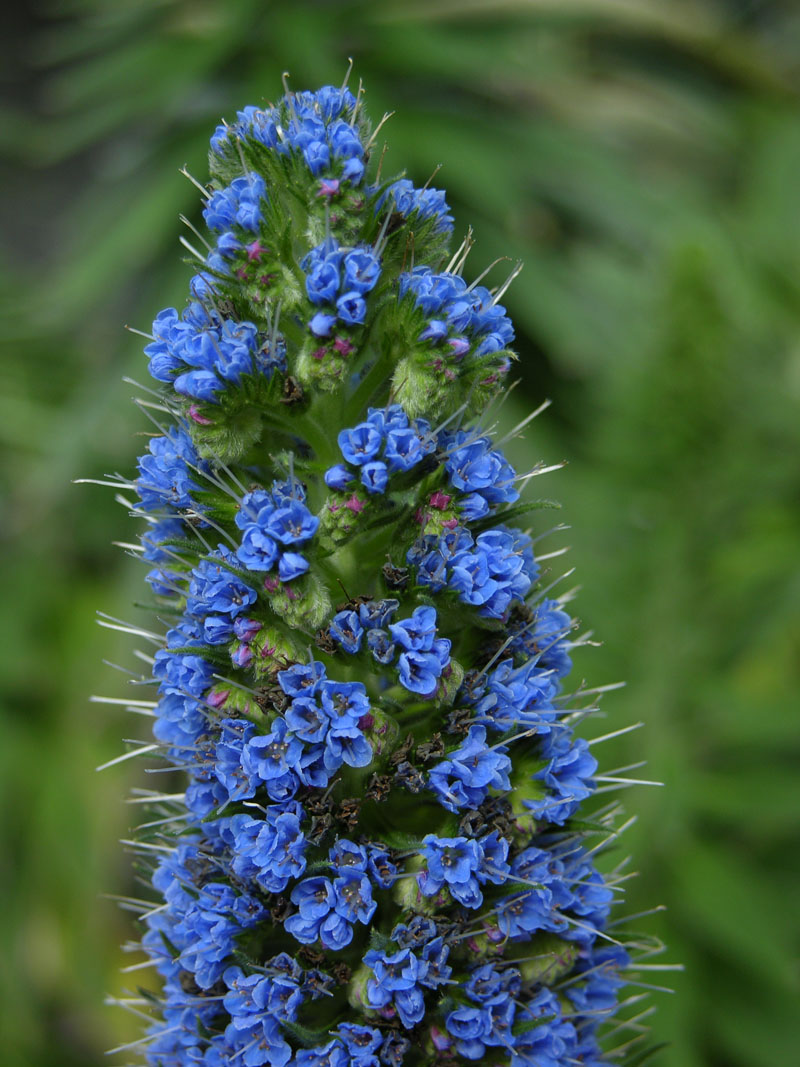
<box><xmin>525</xmin><ymin>731</ymin><xmax>597</xmax><ymax>825</ymax></box>
<box><xmin>332</xmin><ymin>869</ymin><xmax>376</xmax><ymax>924</ymax></box>
<box><xmin>330</xmin><ymin>609</ymin><xmax>364</xmax><ymax>653</ymax></box>
<box><xmin>335</xmin><ymin>1023</ymin><xmax>383</xmax><ymax>1061</ymax></box>
<box><xmin>229</xmin><ymin>806</ymin><xmax>307</xmax><ymax>893</ymax></box>
<box><xmin>296</xmin><ymin>1041</ymin><xmax>350</xmax><ymax>1067</ymax></box>
<box><xmin>427</xmin><ymin>724</ymin><xmax>512</xmax><ymax>811</ymax></box>
<box><xmin>364</xmin><ymin>948</ymin><xmax>428</xmax><ymax>1028</ymax></box>
<box><xmin>310</xmin><ymin>311</ymin><xmax>336</xmax><ymax>337</ymax></box>
<box><xmin>397</xmin><ymin>649</ymin><xmax>445</xmax><ymax>697</ymax></box>
<box><xmin>221</xmin><ymin>966</ymin><xmax>295</xmax><ymax>1066</ymax></box>
<box><xmin>153</xmin><ymin>649</ymin><xmax>215</xmax><ymax>699</ymax></box>
<box><xmin>187</xmin><ymin>554</ymin><xmax>258</xmax><ymax>617</ymax></box>
<box><xmin>358</xmin><ymin>598</ymin><xmax>399</xmax><ymax>628</ymax></box>
<box><xmin>389</xmin><ymin>605</ymin><xmax>439</xmax><ymax>651</ymax></box>
<box><xmin>264</xmin><ymin>500</ymin><xmax>319</xmax><ymax>545</ymax></box>
<box><xmin>237</xmin><ymin>525</ymin><xmax>280</xmax><ymax>570</ymax></box>
<box><xmin>174</xmin><ymin>367</ymin><xmax>223</xmax><ymax>401</ymax></box>
<box><xmin>284</xmin><ymin>696</ymin><xmax>329</xmax><ymax>743</ymax></box>
<box><xmin>442</xmin><ymin>432</ymin><xmax>519</xmax><ymax>508</ymax></box>
<box><xmin>368</xmin><ymin>848</ymin><xmax>398</xmax><ymax>888</ymax></box>
<box><xmin>384</xmin><ymin>425</ymin><xmax>432</xmax><ymax>472</ymax></box>
<box><xmin>446</xmin><ymin>1004</ymin><xmax>493</xmax><ymax>1059</ymax></box>
<box><xmin>277</xmin><ymin>661</ymin><xmax>326</xmax><ymax>698</ymax></box>
<box><xmin>306</xmin><ymin>256</ymin><xmax>341</xmax><ymax>305</ymax></box>
<box><xmin>329</xmin><ymin>839</ymin><xmax>369</xmax><ymax>871</ymax></box>
<box><xmin>367</xmin><ymin>628</ymin><xmax>395</xmax><ymax>664</ymax></box>
<box><xmin>360</xmin><ymin>460</ymin><xmax>388</xmax><ymax>494</ymax></box>
<box><xmin>214</xmin><ymin>718</ymin><xmax>260</xmax><ymax>803</ymax></box>
<box><xmin>336</xmin><ymin>290</ymin><xmax>367</xmax><ymax>325</ymax></box>
<box><xmin>343</xmin><ymin>249</ymin><xmax>381</xmax><ymax>294</ymax></box>
<box><xmin>324</xmin><ymin>463</ymin><xmax>354</xmax><ymax>490</ymax></box>
<box><xmin>289</xmin><ymin>876</ymin><xmax>335</xmax><ymax>921</ymax></box>
<box><xmin>152</xmin><ymin>693</ymin><xmax>206</xmax><ymax>749</ymax></box>
<box><xmin>114</xmin><ymin>82</ymin><xmax>651</xmax><ymax>1067</ymax></box>
<box><xmin>418</xmin><ymin>835</ymin><xmax>484</xmax><ymax>908</ymax></box>
<box><xmin>136</xmin><ymin>426</ymin><xmax>208</xmax><ymax>513</ymax></box>
<box><xmin>338</xmin><ymin>422</ymin><xmax>383</xmax><ymax>465</ymax></box>
<box><xmin>319</xmin><ymin>679</ymin><xmax>370</xmax><ymax>723</ymax></box>
<box><xmin>278</xmin><ymin>552</ymin><xmax>310</xmax><ymax>582</ymax></box>
<box><xmin>378</xmin><ymin>179</ymin><xmax>453</xmax><ymax>234</ymax></box>
<box><xmin>325</xmin><ymin>722</ymin><xmax>372</xmax><ymax>769</ymax></box>
<box><xmin>244</xmin><ymin>719</ymin><xmax>303</xmax><ymax>800</ymax></box>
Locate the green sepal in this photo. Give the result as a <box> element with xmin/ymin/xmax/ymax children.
<box><xmin>511</xmin><ymin>933</ymin><xmax>581</xmax><ymax>984</ymax></box>
<box><xmin>366</xmin><ymin>928</ymin><xmax>391</xmax><ymax>954</ymax></box>
<box><xmin>278</xmin><ymin>1020</ymin><xmax>333</xmax><ymax>1049</ymax></box>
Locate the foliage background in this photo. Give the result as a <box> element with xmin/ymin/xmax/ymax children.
<box><xmin>1</xmin><ymin>1</ymin><xmax>799</xmax><ymax>1065</ymax></box>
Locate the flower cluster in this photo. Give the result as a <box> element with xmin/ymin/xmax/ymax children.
<box><xmin>400</xmin><ymin>265</ymin><xmax>515</xmax><ymax>361</ymax></box>
<box><xmin>329</xmin><ymin>602</ymin><xmax>451</xmax><ymax>698</ymax></box>
<box><xmin>324</xmin><ymin>405</ymin><xmax>435</xmax><ymax>498</ymax></box>
<box><xmin>440</xmin><ymin>429</ymin><xmax>520</xmax><ymax>518</ymax></box>
<box><xmin>408</xmin><ymin>524</ymin><xmax>538</xmax><ymax>619</ymax></box>
<box><xmin>376</xmin><ymin>178</ymin><xmax>454</xmax><ymax>236</ymax></box>
<box><xmin>302</xmin><ymin>239</ymin><xmax>382</xmax><ymax>338</ymax></box>
<box><xmin>212</xmin><ymin>87</ymin><xmax>368</xmax><ymax>185</ymax></box>
<box><xmin>236</xmin><ymin>479</ymin><xmax>318</xmax><ymax>582</ymax></box>
<box><xmin>284</xmin><ymin>845</ymin><xmax>378</xmax><ymax>949</ymax></box>
<box><xmin>323</xmin><ymin>410</ymin><xmax>520</xmax><ymax>529</ymax></box>
<box><xmin>101</xmin><ymin>80</ymin><xmax>659</xmax><ymax>1067</ymax></box>
<box><xmin>135</xmin><ymin>425</ymin><xmax>209</xmax><ymax>514</ymax></box>
<box><xmin>145</xmin><ymin>302</ymin><xmax>285</xmax><ymax>404</ymax></box>
<box><xmin>426</xmin><ymin>724</ymin><xmax>511</xmax><ymax>812</ymax></box>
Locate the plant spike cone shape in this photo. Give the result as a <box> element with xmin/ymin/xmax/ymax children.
<box><xmin>106</xmin><ymin>83</ymin><xmax>665</xmax><ymax>1067</ymax></box>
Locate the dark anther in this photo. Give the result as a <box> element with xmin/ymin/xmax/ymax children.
<box><xmin>459</xmin><ymin>670</ymin><xmax>484</xmax><ymax>702</ymax></box>
<box><xmin>304</xmin><ymin>968</ymin><xmax>335</xmax><ymax>998</ymax></box>
<box><xmin>308</xmin><ymin>813</ymin><xmax>333</xmax><ymax>845</ymax></box>
<box><xmin>365</xmin><ymin>773</ymin><xmax>392</xmax><ymax>802</ymax></box>
<box><xmin>280</xmin><ymin>376</ymin><xmax>304</xmax><ymax>405</ymax></box>
<box><xmin>304</xmin><ymin>792</ymin><xmax>333</xmax><ymax>817</ymax></box>
<box><xmin>382</xmin><ymin>562</ymin><xmax>409</xmax><ymax>591</ymax></box>
<box><xmin>269</xmin><ymin>896</ymin><xmax>293</xmax><ymax>923</ymax></box>
<box><xmin>415</xmin><ymin>732</ymin><xmax>445</xmax><ymax>763</ymax></box>
<box><xmin>298</xmin><ymin>947</ymin><xmax>325</xmax><ymax>968</ymax></box>
<box><xmin>389</xmin><ymin>734</ymin><xmax>415</xmax><ymax>768</ymax></box>
<box><xmin>393</xmin><ymin>761</ymin><xmax>424</xmax><ymax>794</ymax></box>
<box><xmin>185</xmin><ymin>853</ymin><xmax>214</xmax><ymax>887</ymax></box>
<box><xmin>338</xmin><ymin>798</ymin><xmax>361</xmax><ymax>829</ymax></box>
<box><xmin>483</xmin><ymin>796</ymin><xmax>516</xmax><ymax>838</ymax></box>
<box><xmin>256</xmin><ymin>684</ymin><xmax>289</xmax><ymax>713</ymax></box>
<box><xmin>179</xmin><ymin>971</ymin><xmax>201</xmax><ymax>995</ymax></box>
<box><xmin>385</xmin><ymin>212</ymin><xmax>405</xmax><ymax>237</ymax></box>
<box><xmin>445</xmin><ymin>707</ymin><xmax>473</xmax><ymax>736</ymax></box>
<box><xmin>335</xmin><ymin>592</ymin><xmax>371</xmax><ymax>613</ymax></box>
<box><xmin>315</xmin><ymin>628</ymin><xmax>337</xmax><ymax>654</ymax></box>
<box><xmin>458</xmin><ymin>809</ymin><xmax>486</xmax><ymax>837</ymax></box>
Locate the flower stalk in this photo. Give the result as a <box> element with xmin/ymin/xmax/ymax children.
<box><xmin>102</xmin><ymin>81</ymin><xmax>665</xmax><ymax>1066</ymax></box>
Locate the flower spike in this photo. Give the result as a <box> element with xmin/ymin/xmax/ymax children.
<box><xmin>96</xmin><ymin>79</ymin><xmax>665</xmax><ymax>1067</ymax></box>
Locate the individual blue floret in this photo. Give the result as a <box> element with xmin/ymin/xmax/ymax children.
<box><xmin>136</xmin><ymin>426</ymin><xmax>209</xmax><ymax>513</ymax></box>
<box><xmin>363</xmin><ymin>947</ymin><xmax>428</xmax><ymax>1028</ymax></box>
<box><xmin>427</xmin><ymin>724</ymin><xmax>511</xmax><ymax>812</ymax></box>
<box><xmin>376</xmin><ymin>178</ymin><xmax>454</xmax><ymax>235</ymax></box>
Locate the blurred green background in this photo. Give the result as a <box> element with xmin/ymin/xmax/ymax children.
<box><xmin>2</xmin><ymin>1</ymin><xmax>799</xmax><ymax>1065</ymax></box>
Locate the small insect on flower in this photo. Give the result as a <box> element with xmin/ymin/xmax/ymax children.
<box><xmin>94</xmin><ymin>73</ymin><xmax>668</xmax><ymax>1067</ymax></box>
